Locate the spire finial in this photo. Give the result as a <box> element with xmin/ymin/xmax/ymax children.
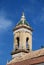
<box><xmin>21</xmin><ymin>12</ymin><xmax>25</xmax><ymax>24</ymax></box>
<box><xmin>22</xmin><ymin>12</ymin><xmax>25</xmax><ymax>18</ymax></box>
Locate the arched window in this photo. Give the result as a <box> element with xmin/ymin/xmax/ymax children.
<box><xmin>16</xmin><ymin>37</ymin><xmax>19</xmax><ymax>48</ymax></box>
<box><xmin>26</xmin><ymin>37</ymin><xmax>29</xmax><ymax>49</ymax></box>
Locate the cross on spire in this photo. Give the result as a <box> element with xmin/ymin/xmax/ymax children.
<box><xmin>17</xmin><ymin>12</ymin><xmax>29</xmax><ymax>26</ymax></box>
<box><xmin>21</xmin><ymin>12</ymin><xmax>25</xmax><ymax>24</ymax></box>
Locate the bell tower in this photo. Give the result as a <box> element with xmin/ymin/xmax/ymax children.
<box><xmin>11</xmin><ymin>12</ymin><xmax>33</xmax><ymax>58</ymax></box>
<box><xmin>7</xmin><ymin>13</ymin><xmax>44</xmax><ymax>65</ymax></box>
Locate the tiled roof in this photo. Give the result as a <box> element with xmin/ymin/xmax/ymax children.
<box><xmin>7</xmin><ymin>48</ymin><xmax>44</xmax><ymax>65</ymax></box>
<box><xmin>17</xmin><ymin>12</ymin><xmax>29</xmax><ymax>26</ymax></box>
<box><xmin>7</xmin><ymin>56</ymin><xmax>44</xmax><ymax>65</ymax></box>
<box><xmin>17</xmin><ymin>20</ymin><xmax>29</xmax><ymax>26</ymax></box>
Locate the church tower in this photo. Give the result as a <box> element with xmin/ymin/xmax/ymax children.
<box><xmin>7</xmin><ymin>13</ymin><xmax>44</xmax><ymax>65</ymax></box>
<box><xmin>11</xmin><ymin>12</ymin><xmax>33</xmax><ymax>58</ymax></box>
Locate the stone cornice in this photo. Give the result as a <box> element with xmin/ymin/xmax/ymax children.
<box><xmin>13</xmin><ymin>25</ymin><xmax>33</xmax><ymax>32</ymax></box>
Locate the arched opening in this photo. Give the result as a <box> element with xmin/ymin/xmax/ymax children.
<box><xmin>26</xmin><ymin>37</ymin><xmax>29</xmax><ymax>50</ymax></box>
<box><xmin>16</xmin><ymin>37</ymin><xmax>19</xmax><ymax>48</ymax></box>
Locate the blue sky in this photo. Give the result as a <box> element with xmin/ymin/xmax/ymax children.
<box><xmin>0</xmin><ymin>0</ymin><xmax>44</xmax><ymax>65</ymax></box>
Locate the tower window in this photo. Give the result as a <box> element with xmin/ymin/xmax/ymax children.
<box><xmin>16</xmin><ymin>37</ymin><xmax>19</xmax><ymax>48</ymax></box>
<box><xmin>26</xmin><ymin>37</ymin><xmax>29</xmax><ymax>49</ymax></box>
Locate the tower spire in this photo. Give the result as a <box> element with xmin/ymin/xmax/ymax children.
<box><xmin>17</xmin><ymin>12</ymin><xmax>29</xmax><ymax>26</ymax></box>
<box><xmin>22</xmin><ymin>12</ymin><xmax>25</xmax><ymax>18</ymax></box>
<box><xmin>21</xmin><ymin>12</ymin><xmax>25</xmax><ymax>24</ymax></box>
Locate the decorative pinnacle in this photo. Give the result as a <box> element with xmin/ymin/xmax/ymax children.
<box><xmin>21</xmin><ymin>12</ymin><xmax>25</xmax><ymax>24</ymax></box>
<box><xmin>22</xmin><ymin>12</ymin><xmax>25</xmax><ymax>18</ymax></box>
